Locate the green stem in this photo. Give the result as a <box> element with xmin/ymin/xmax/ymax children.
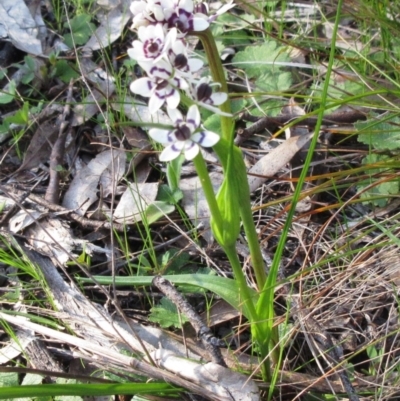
<box><xmin>192</xmin><ymin>153</ymin><xmax>223</xmax><ymax>230</ymax></box>
<box><xmin>196</xmin><ymin>29</ymin><xmax>267</xmax><ymax>291</ymax></box>
<box><xmin>194</xmin><ymin>27</ymin><xmax>271</xmax><ymax>379</ymax></box>
<box><xmin>223</xmin><ymin>244</ymin><xmax>270</xmax><ymax>380</ymax></box>
<box><xmin>195</xmin><ymin>29</ymin><xmax>232</xmax><ymax>141</ymax></box>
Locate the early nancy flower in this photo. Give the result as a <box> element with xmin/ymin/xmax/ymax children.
<box><xmin>128</xmin><ymin>24</ymin><xmax>177</xmax><ymax>63</ymax></box>
<box><xmin>149</xmin><ymin>105</ymin><xmax>220</xmax><ymax>161</ymax></box>
<box><xmin>130</xmin><ymin>0</ymin><xmax>171</xmax><ymax>28</ymax></box>
<box><xmin>130</xmin><ymin>59</ymin><xmax>188</xmax><ymax>114</ymax></box>
<box><xmin>163</xmin><ymin>0</ymin><xmax>209</xmax><ymax>34</ymax></box>
<box><xmin>189</xmin><ymin>77</ymin><xmax>231</xmax><ymax>116</ymax></box>
<box><xmin>168</xmin><ymin>39</ymin><xmax>203</xmax><ymax>75</ymax></box>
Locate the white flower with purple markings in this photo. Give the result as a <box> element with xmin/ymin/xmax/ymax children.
<box><xmin>163</xmin><ymin>0</ymin><xmax>209</xmax><ymax>35</ymax></box>
<box><xmin>190</xmin><ymin>77</ymin><xmax>231</xmax><ymax>116</ymax></box>
<box><xmin>130</xmin><ymin>59</ymin><xmax>188</xmax><ymax>114</ymax></box>
<box><xmin>194</xmin><ymin>1</ymin><xmax>235</xmax><ymax>24</ymax></box>
<box><xmin>168</xmin><ymin>39</ymin><xmax>203</xmax><ymax>75</ymax></box>
<box><xmin>149</xmin><ymin>105</ymin><xmax>220</xmax><ymax>161</ymax></box>
<box><xmin>128</xmin><ymin>24</ymin><xmax>177</xmax><ymax>63</ymax></box>
<box><xmin>130</xmin><ymin>0</ymin><xmax>171</xmax><ymax>28</ymax></box>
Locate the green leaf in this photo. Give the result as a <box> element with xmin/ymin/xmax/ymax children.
<box><xmin>232</xmin><ymin>41</ymin><xmax>290</xmax><ymax>79</ymax></box>
<box><xmin>211</xmin><ymin>173</ymin><xmax>241</xmax><ymax>247</ymax></box>
<box><xmin>160</xmin><ymin>249</ymin><xmax>190</xmax><ymax>272</ymax></box>
<box><xmin>5</xmin><ymin>102</ymin><xmax>30</xmax><ymax>125</ymax></box>
<box><xmin>0</xmin><ymin>80</ymin><xmax>16</xmax><ymax>104</ymax></box>
<box><xmin>149</xmin><ymin>297</ymin><xmax>189</xmax><ymax>328</ymax></box>
<box><xmin>0</xmin><ymin>383</ymin><xmax>176</xmax><ymax>399</ymax></box>
<box><xmin>17</xmin><ymin>56</ymin><xmax>36</xmax><ymax>85</ymax></box>
<box><xmin>255</xmin><ymin>70</ymin><xmax>292</xmax><ymax>92</ymax></box>
<box><xmin>167</xmin><ymin>154</ymin><xmax>184</xmax><ymax>191</ymax></box>
<box><xmin>64</xmin><ymin>14</ymin><xmax>96</xmax><ymax>47</ymax></box>
<box><xmin>78</xmin><ymin>274</ymin><xmax>258</xmax><ymax>319</ymax></box>
<box><xmin>0</xmin><ymin>372</ymin><xmax>18</xmax><ymax>387</ymax></box>
<box><xmin>357</xmin><ymin>115</ymin><xmax>400</xmax><ymax>150</ymax></box>
<box><xmin>145</xmin><ymin>201</ymin><xmax>175</xmax><ymax>224</ymax></box>
<box><xmin>158</xmin><ymin>184</ymin><xmax>183</xmax><ymax>204</ymax></box>
<box><xmin>54</xmin><ymin>60</ymin><xmax>80</xmax><ymax>83</ymax></box>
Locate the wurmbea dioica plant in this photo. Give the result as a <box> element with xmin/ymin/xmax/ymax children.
<box><xmin>128</xmin><ymin>0</ymin><xmax>279</xmax><ymax>379</ymax></box>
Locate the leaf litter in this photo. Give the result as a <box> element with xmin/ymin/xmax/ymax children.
<box><xmin>1</xmin><ymin>1</ymin><xmax>400</xmax><ymax>400</ymax></box>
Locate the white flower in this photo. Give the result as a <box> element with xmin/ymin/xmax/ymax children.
<box><xmin>149</xmin><ymin>105</ymin><xmax>220</xmax><ymax>161</ymax></box>
<box><xmin>189</xmin><ymin>77</ymin><xmax>231</xmax><ymax>116</ymax></box>
<box><xmin>168</xmin><ymin>39</ymin><xmax>203</xmax><ymax>75</ymax></box>
<box><xmin>128</xmin><ymin>24</ymin><xmax>176</xmax><ymax>63</ymax></box>
<box><xmin>194</xmin><ymin>0</ymin><xmax>235</xmax><ymax>23</ymax></box>
<box><xmin>130</xmin><ymin>59</ymin><xmax>188</xmax><ymax>114</ymax></box>
<box><xmin>163</xmin><ymin>0</ymin><xmax>209</xmax><ymax>34</ymax></box>
<box><xmin>130</xmin><ymin>0</ymin><xmax>234</xmax><ymax>31</ymax></box>
<box><xmin>130</xmin><ymin>0</ymin><xmax>172</xmax><ymax>28</ymax></box>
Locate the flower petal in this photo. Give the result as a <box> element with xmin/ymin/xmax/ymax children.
<box><xmin>187</xmin><ymin>58</ymin><xmax>203</xmax><ymax>72</ymax></box>
<box><xmin>210</xmin><ymin>92</ymin><xmax>227</xmax><ymax>105</ymax></box>
<box><xmin>165</xmin><ymin>90</ymin><xmax>181</xmax><ymax>109</ymax></box>
<box><xmin>149</xmin><ymin>128</ymin><xmax>175</xmax><ymax>144</ymax></box>
<box><xmin>148</xmin><ymin>94</ymin><xmax>165</xmax><ymax>114</ymax></box>
<box><xmin>191</xmin><ymin>17</ymin><xmax>209</xmax><ymax>31</ymax></box>
<box><xmin>152</xmin><ymin>4</ymin><xmax>167</xmax><ymax>22</ymax></box>
<box><xmin>180</xmin><ymin>0</ymin><xmax>194</xmax><ymax>13</ymax></box>
<box><xmin>130</xmin><ymin>1</ymin><xmax>146</xmax><ymax>16</ymax></box>
<box><xmin>167</xmin><ymin>107</ymin><xmax>183</xmax><ymax>123</ymax></box>
<box><xmin>183</xmin><ymin>142</ymin><xmax>199</xmax><ymax>160</ymax></box>
<box><xmin>159</xmin><ymin>144</ymin><xmax>181</xmax><ymax>161</ymax></box>
<box><xmin>191</xmin><ymin>130</ymin><xmax>220</xmax><ymax>147</ymax></box>
<box><xmin>130</xmin><ymin>78</ymin><xmax>153</xmax><ymax>96</ymax></box>
<box><xmin>186</xmin><ymin>105</ymin><xmax>200</xmax><ymax>127</ymax></box>
<box><xmin>127</xmin><ymin>45</ymin><xmax>144</xmax><ymax>60</ymax></box>
<box><xmin>165</xmin><ymin>27</ymin><xmax>177</xmax><ymax>48</ymax></box>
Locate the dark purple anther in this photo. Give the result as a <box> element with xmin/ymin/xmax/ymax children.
<box><xmin>174</xmin><ymin>53</ymin><xmax>188</xmax><ymax>70</ymax></box>
<box><xmin>197</xmin><ymin>83</ymin><xmax>212</xmax><ymax>102</ymax></box>
<box><xmin>175</xmin><ymin>125</ymin><xmax>191</xmax><ymax>141</ymax></box>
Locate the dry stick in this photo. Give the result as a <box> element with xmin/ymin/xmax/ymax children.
<box><xmin>0</xmin><ymin>185</ymin><xmax>127</xmax><ymax>232</ymax></box>
<box><xmin>235</xmin><ymin>110</ymin><xmax>367</xmax><ymax>145</ymax></box>
<box><xmin>152</xmin><ymin>276</ymin><xmax>227</xmax><ymax>367</ymax></box>
<box><xmin>45</xmin><ymin>79</ymin><xmax>75</xmax><ymax>204</ymax></box>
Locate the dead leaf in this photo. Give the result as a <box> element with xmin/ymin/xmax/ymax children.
<box><xmin>83</xmin><ymin>0</ymin><xmax>132</xmax><ymax>52</ymax></box>
<box><xmin>9</xmin><ymin>210</ymin><xmax>45</xmax><ymax>233</ymax></box>
<box><xmin>201</xmin><ymin>300</ymin><xmax>240</xmax><ymax>327</ymax></box>
<box><xmin>0</xmin><ymin>329</ymin><xmax>35</xmax><ymax>364</ymax></box>
<box><xmin>62</xmin><ymin>149</ymin><xmax>126</xmax><ymax>215</ymax></box>
<box><xmin>113</xmin><ymin>182</ymin><xmax>158</xmax><ymax>223</ymax></box>
<box><xmin>248</xmin><ymin>133</ymin><xmax>313</xmax><ymax>193</ymax></box>
<box><xmin>0</xmin><ymin>0</ymin><xmax>44</xmax><ymax>55</ymax></box>
<box><xmin>19</xmin><ymin>119</ymin><xmax>58</xmax><ymax>171</ymax></box>
<box><xmin>123</xmin><ymin>126</ymin><xmax>152</xmax><ymax>170</ymax></box>
<box><xmin>26</xmin><ymin>217</ymin><xmax>76</xmax><ymax>264</ymax></box>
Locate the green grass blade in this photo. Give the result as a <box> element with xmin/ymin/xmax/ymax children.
<box><xmin>0</xmin><ymin>383</ymin><xmax>177</xmax><ymax>399</ymax></box>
